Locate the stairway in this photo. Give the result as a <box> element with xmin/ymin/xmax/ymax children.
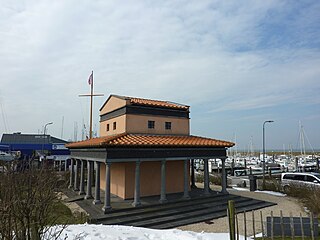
<box><xmin>90</xmin><ymin>193</ymin><xmax>275</xmax><ymax>229</ymax></box>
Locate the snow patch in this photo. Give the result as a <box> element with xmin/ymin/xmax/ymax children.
<box><xmin>47</xmin><ymin>224</ymin><xmax>251</xmax><ymax>240</ymax></box>
<box><xmin>254</xmin><ymin>190</ymin><xmax>287</xmax><ymax>197</ymax></box>
<box><xmin>232</xmin><ymin>187</ymin><xmax>250</xmax><ymax>191</ymax></box>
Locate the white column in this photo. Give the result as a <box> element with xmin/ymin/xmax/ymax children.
<box><xmin>79</xmin><ymin>159</ymin><xmax>86</xmax><ymax>195</ymax></box>
<box><xmin>93</xmin><ymin>161</ymin><xmax>101</xmax><ymax>205</ymax></box>
<box><xmin>74</xmin><ymin>159</ymin><xmax>79</xmax><ymax>191</ymax></box>
<box><xmin>204</xmin><ymin>158</ymin><xmax>210</xmax><ymax>195</ymax></box>
<box><xmin>221</xmin><ymin>157</ymin><xmax>228</xmax><ymax>194</ymax></box>
<box><xmin>182</xmin><ymin>159</ymin><xmax>190</xmax><ymax>199</ymax></box>
<box><xmin>64</xmin><ymin>159</ymin><xmax>68</xmax><ymax>172</ymax></box>
<box><xmin>68</xmin><ymin>158</ymin><xmax>74</xmax><ymax>189</ymax></box>
<box><xmin>85</xmin><ymin>160</ymin><xmax>93</xmax><ymax>199</ymax></box>
<box><xmin>132</xmin><ymin>161</ymin><xmax>141</xmax><ymax>207</ymax></box>
<box><xmin>102</xmin><ymin>162</ymin><xmax>112</xmax><ymax>212</ymax></box>
<box><xmin>159</xmin><ymin>160</ymin><xmax>167</xmax><ymax>203</ymax></box>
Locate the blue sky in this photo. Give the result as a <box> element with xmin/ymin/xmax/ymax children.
<box><xmin>0</xmin><ymin>0</ymin><xmax>319</xmax><ymax>151</ymax></box>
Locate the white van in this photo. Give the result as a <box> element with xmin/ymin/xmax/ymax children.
<box><xmin>281</xmin><ymin>172</ymin><xmax>320</xmax><ymax>191</ymax></box>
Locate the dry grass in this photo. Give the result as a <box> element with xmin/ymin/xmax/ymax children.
<box><xmin>285</xmin><ymin>184</ymin><xmax>320</xmax><ymax>215</ymax></box>
<box><xmin>257</xmin><ymin>178</ymin><xmax>282</xmax><ymax>192</ymax></box>
<box><xmin>259</xmin><ymin>178</ymin><xmax>320</xmax><ymax>215</ymax></box>
<box><xmin>195</xmin><ymin>172</ymin><xmax>222</xmax><ymax>185</ymax></box>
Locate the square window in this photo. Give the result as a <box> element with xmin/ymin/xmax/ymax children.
<box><xmin>106</xmin><ymin>124</ymin><xmax>110</xmax><ymax>131</ymax></box>
<box><xmin>113</xmin><ymin>122</ymin><xmax>116</xmax><ymax>130</ymax></box>
<box><xmin>148</xmin><ymin>120</ymin><xmax>155</xmax><ymax>129</ymax></box>
<box><xmin>165</xmin><ymin>122</ymin><xmax>171</xmax><ymax>130</ymax></box>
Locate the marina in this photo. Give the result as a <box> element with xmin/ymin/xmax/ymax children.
<box><xmin>194</xmin><ymin>151</ymin><xmax>320</xmax><ymax>178</ymax></box>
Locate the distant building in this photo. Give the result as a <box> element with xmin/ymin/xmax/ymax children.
<box><xmin>0</xmin><ymin>133</ymin><xmax>70</xmax><ymax>160</ymax></box>
<box><xmin>67</xmin><ymin>95</ymin><xmax>234</xmax><ymax>212</ymax></box>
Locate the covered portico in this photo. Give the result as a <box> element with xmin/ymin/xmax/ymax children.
<box><xmin>66</xmin><ymin>134</ymin><xmax>234</xmax><ymax>213</ymax></box>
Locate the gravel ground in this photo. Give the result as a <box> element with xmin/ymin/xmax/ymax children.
<box><xmin>178</xmin><ymin>184</ymin><xmax>307</xmax><ymax>236</ymax></box>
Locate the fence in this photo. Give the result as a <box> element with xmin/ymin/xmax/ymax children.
<box><xmin>227</xmin><ymin>200</ymin><xmax>319</xmax><ymax>240</ymax></box>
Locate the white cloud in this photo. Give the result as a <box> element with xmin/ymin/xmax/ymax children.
<box><xmin>0</xmin><ymin>0</ymin><xmax>319</xmax><ymax>148</ymax></box>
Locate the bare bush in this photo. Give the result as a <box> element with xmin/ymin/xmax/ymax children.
<box><xmin>0</xmin><ymin>160</ymin><xmax>66</xmax><ymax>240</ymax></box>
<box><xmin>284</xmin><ymin>184</ymin><xmax>320</xmax><ymax>215</ymax></box>
<box><xmin>283</xmin><ymin>183</ymin><xmax>306</xmax><ymax>197</ymax></box>
<box><xmin>257</xmin><ymin>178</ymin><xmax>282</xmax><ymax>192</ymax></box>
<box><xmin>210</xmin><ymin>174</ymin><xmax>222</xmax><ymax>185</ymax></box>
<box><xmin>299</xmin><ymin>186</ymin><xmax>320</xmax><ymax>214</ymax></box>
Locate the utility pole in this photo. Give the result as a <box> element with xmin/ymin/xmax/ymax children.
<box><xmin>61</xmin><ymin>116</ymin><xmax>64</xmax><ymax>139</ymax></box>
<box><xmin>262</xmin><ymin>120</ymin><xmax>274</xmax><ymax>189</ymax></box>
<box><xmin>42</xmin><ymin>122</ymin><xmax>53</xmax><ymax>157</ymax></box>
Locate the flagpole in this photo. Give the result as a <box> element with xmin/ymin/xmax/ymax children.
<box><xmin>90</xmin><ymin>70</ymin><xmax>93</xmax><ymax>139</ymax></box>
<box><xmin>79</xmin><ymin>71</ymin><xmax>103</xmax><ymax>140</ymax></box>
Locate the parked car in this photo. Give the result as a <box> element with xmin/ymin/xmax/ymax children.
<box><xmin>281</xmin><ymin>172</ymin><xmax>320</xmax><ymax>191</ymax></box>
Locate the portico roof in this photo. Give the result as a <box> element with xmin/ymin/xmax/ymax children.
<box><xmin>66</xmin><ymin>133</ymin><xmax>235</xmax><ymax>149</ymax></box>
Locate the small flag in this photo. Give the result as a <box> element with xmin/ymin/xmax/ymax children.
<box><xmin>88</xmin><ymin>72</ymin><xmax>93</xmax><ymax>85</ymax></box>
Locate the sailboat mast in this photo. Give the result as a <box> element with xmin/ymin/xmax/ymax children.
<box><xmin>299</xmin><ymin>121</ymin><xmax>306</xmax><ymax>164</ymax></box>
<box><xmin>302</xmin><ymin>123</ymin><xmax>306</xmax><ymax>155</ymax></box>
<box><xmin>233</xmin><ymin>133</ymin><xmax>237</xmax><ymax>158</ymax></box>
<box><xmin>299</xmin><ymin>121</ymin><xmax>303</xmax><ymax>156</ymax></box>
<box><xmin>61</xmin><ymin>116</ymin><xmax>64</xmax><ymax>139</ymax></box>
<box><xmin>250</xmin><ymin>136</ymin><xmax>254</xmax><ymax>158</ymax></box>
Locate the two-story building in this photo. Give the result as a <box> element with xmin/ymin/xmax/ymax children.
<box><xmin>66</xmin><ymin>95</ymin><xmax>234</xmax><ymax>212</ymax></box>
<box><xmin>99</xmin><ymin>95</ymin><xmax>190</xmax><ymax>137</ymax></box>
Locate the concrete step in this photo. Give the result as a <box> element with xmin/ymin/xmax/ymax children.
<box><xmin>94</xmin><ymin>194</ymin><xmax>240</xmax><ymax>223</ymax></box>
<box><xmin>93</xmin><ymin>194</ymin><xmax>276</xmax><ymax>229</ymax></box>
<box><xmin>130</xmin><ymin>199</ymin><xmax>266</xmax><ymax>228</ymax></box>
<box><xmin>152</xmin><ymin>200</ymin><xmax>274</xmax><ymax>229</ymax></box>
<box><xmin>99</xmin><ymin>195</ymin><xmax>245</xmax><ymax>225</ymax></box>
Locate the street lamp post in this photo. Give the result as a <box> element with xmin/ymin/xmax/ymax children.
<box><xmin>42</xmin><ymin>122</ymin><xmax>53</xmax><ymax>157</ymax></box>
<box><xmin>262</xmin><ymin>120</ymin><xmax>274</xmax><ymax>189</ymax></box>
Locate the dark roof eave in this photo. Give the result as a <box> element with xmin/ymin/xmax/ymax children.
<box><xmin>104</xmin><ymin>145</ymin><xmax>232</xmax><ymax>148</ymax></box>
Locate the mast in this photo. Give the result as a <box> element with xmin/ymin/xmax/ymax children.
<box><xmin>73</xmin><ymin>121</ymin><xmax>78</xmax><ymax>141</ymax></box>
<box><xmin>299</xmin><ymin>121</ymin><xmax>306</xmax><ymax>164</ymax></box>
<box><xmin>233</xmin><ymin>133</ymin><xmax>237</xmax><ymax>158</ymax></box>
<box><xmin>61</xmin><ymin>116</ymin><xmax>64</xmax><ymax>139</ymax></box>
<box><xmin>79</xmin><ymin>71</ymin><xmax>104</xmax><ymax>139</ymax></box>
<box><xmin>299</xmin><ymin>121</ymin><xmax>306</xmax><ymax>156</ymax></box>
<box><xmin>90</xmin><ymin>71</ymin><xmax>93</xmax><ymax>139</ymax></box>
<box><xmin>249</xmin><ymin>136</ymin><xmax>254</xmax><ymax>158</ymax></box>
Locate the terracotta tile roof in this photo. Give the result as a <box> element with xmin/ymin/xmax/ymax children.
<box><xmin>99</xmin><ymin>94</ymin><xmax>189</xmax><ymax>112</ymax></box>
<box><xmin>129</xmin><ymin>97</ymin><xmax>189</xmax><ymax>110</ymax></box>
<box><xmin>66</xmin><ymin>133</ymin><xmax>235</xmax><ymax>149</ymax></box>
